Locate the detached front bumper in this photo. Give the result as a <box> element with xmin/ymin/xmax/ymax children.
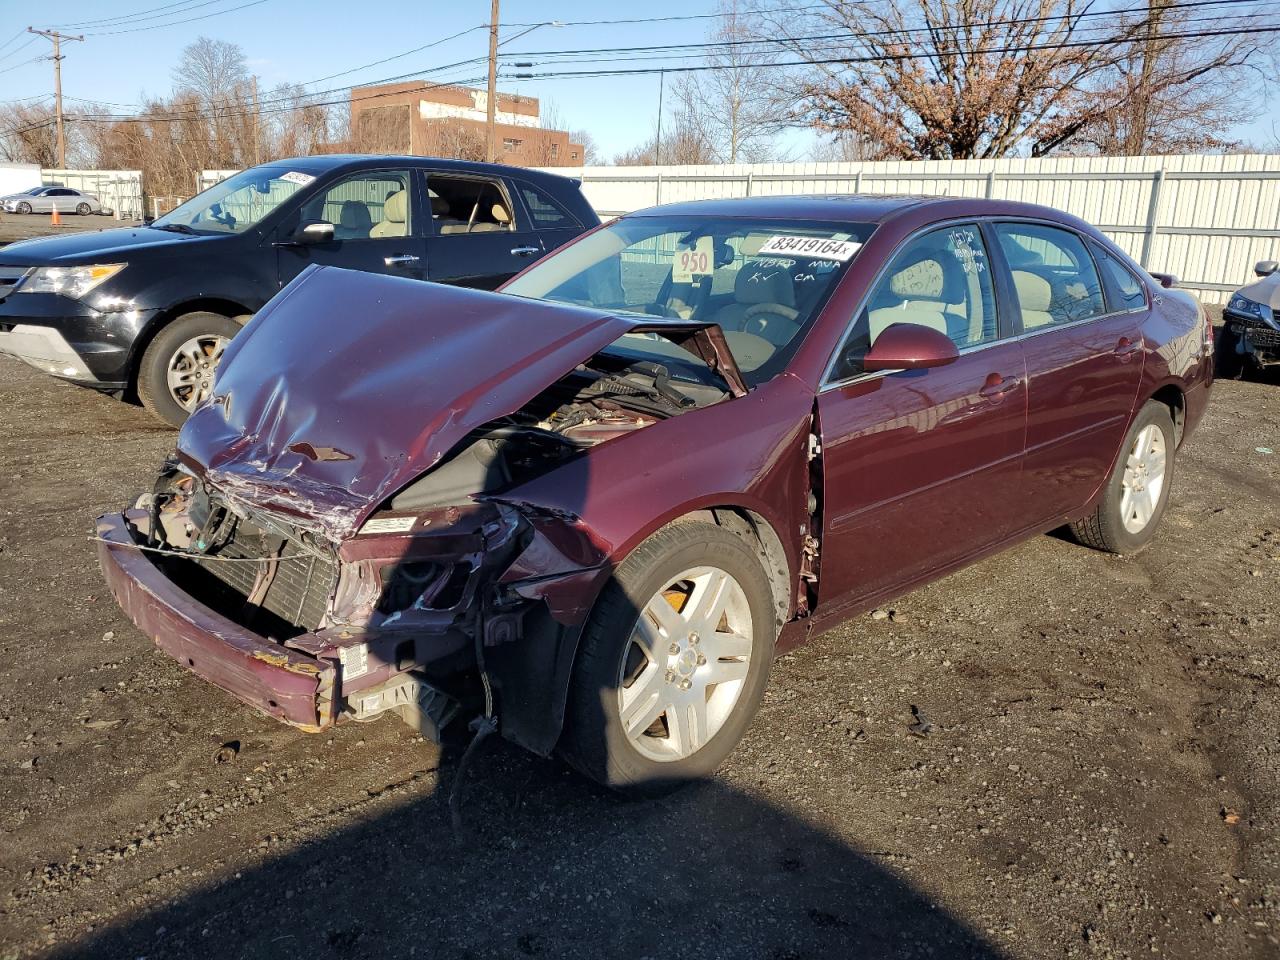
<box><xmin>95</xmin><ymin>512</ymin><xmax>337</xmax><ymax>731</ymax></box>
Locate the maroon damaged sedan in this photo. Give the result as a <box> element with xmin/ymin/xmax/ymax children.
<box><xmin>96</xmin><ymin>195</ymin><xmax>1214</xmax><ymax>793</ymax></box>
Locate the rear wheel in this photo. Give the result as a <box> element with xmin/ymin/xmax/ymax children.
<box><xmin>560</xmin><ymin>521</ymin><xmax>776</xmax><ymax>796</ymax></box>
<box><xmin>75</xmin><ymin>202</ymin><xmax>91</xmax><ymax>216</ymax></box>
<box><xmin>1070</xmin><ymin>400</ymin><xmax>1176</xmax><ymax>555</ymax></box>
<box><xmin>137</xmin><ymin>311</ymin><xmax>241</xmax><ymax>427</ymax></box>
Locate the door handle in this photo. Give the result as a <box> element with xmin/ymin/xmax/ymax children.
<box><xmin>511</xmin><ymin>246</ymin><xmax>540</xmax><ymax>258</ymax></box>
<box><xmin>978</xmin><ymin>373</ymin><xmax>1021</xmax><ymax>400</ymax></box>
<box><xmin>384</xmin><ymin>254</ymin><xmax>420</xmax><ymax>267</ymax></box>
<box><xmin>1114</xmin><ymin>336</ymin><xmax>1142</xmax><ymax>360</ymax></box>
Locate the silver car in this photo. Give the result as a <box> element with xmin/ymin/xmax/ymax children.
<box><xmin>1220</xmin><ymin>259</ymin><xmax>1280</xmax><ymax>377</ymax></box>
<box><xmin>1</xmin><ymin>186</ymin><xmax>103</xmax><ymax>216</ymax></box>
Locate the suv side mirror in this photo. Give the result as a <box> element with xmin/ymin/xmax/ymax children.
<box><xmin>286</xmin><ymin>219</ymin><xmax>335</xmax><ymax>245</ymax></box>
<box><xmin>862</xmin><ymin>323</ymin><xmax>959</xmax><ymax>372</ymax></box>
<box><xmin>1256</xmin><ymin>260</ymin><xmax>1278</xmax><ymax>278</ymax></box>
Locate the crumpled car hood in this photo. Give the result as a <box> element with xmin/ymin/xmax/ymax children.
<box><xmin>177</xmin><ymin>265</ymin><xmax>743</xmax><ymax>541</ymax></box>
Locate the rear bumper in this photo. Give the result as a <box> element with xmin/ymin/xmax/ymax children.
<box><xmin>95</xmin><ymin>512</ymin><xmax>337</xmax><ymax>731</ymax></box>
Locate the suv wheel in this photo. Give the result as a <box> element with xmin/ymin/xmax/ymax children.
<box><xmin>559</xmin><ymin>521</ymin><xmax>776</xmax><ymax>796</ymax></box>
<box><xmin>137</xmin><ymin>311</ymin><xmax>241</xmax><ymax>427</ymax></box>
<box><xmin>1070</xmin><ymin>400</ymin><xmax>1176</xmax><ymax>554</ymax></box>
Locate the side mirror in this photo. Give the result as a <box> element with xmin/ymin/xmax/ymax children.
<box><xmin>142</xmin><ymin>215</ymin><xmax>155</xmax><ymax>225</ymax></box>
<box><xmin>862</xmin><ymin>323</ymin><xmax>959</xmax><ymax>372</ymax></box>
<box><xmin>286</xmin><ymin>219</ymin><xmax>334</xmax><ymax>245</ymax></box>
<box><xmin>1256</xmin><ymin>260</ymin><xmax>1278</xmax><ymax>278</ymax></box>
<box><xmin>1149</xmin><ymin>271</ymin><xmax>1178</xmax><ymax>289</ymax></box>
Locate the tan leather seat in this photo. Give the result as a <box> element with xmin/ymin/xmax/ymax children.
<box><xmin>1012</xmin><ymin>270</ymin><xmax>1056</xmax><ymax>329</ymax></box>
<box><xmin>335</xmin><ymin>200</ymin><xmax>372</xmax><ymax>240</ymax></box>
<box><xmin>868</xmin><ymin>257</ymin><xmax>952</xmax><ymax>341</ymax></box>
<box><xmin>370</xmin><ymin>190</ymin><xmax>407</xmax><ymax>238</ymax></box>
<box><xmin>470</xmin><ymin>202</ymin><xmax>512</xmax><ymax>233</ymax></box>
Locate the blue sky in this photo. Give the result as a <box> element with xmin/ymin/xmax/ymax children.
<box><xmin>1</xmin><ymin>0</ymin><xmax>1275</xmax><ymax>161</ymax></box>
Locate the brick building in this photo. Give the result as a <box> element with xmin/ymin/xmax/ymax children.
<box><xmin>349</xmin><ymin>82</ymin><xmax>584</xmax><ymax>167</ymax></box>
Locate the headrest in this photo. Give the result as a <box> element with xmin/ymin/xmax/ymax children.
<box><xmin>430</xmin><ymin>195</ymin><xmax>451</xmax><ymax>217</ymax></box>
<box><xmin>1012</xmin><ymin>270</ymin><xmax>1052</xmax><ymax>312</ymax></box>
<box><xmin>887</xmin><ymin>251</ymin><xmax>965</xmax><ymax>303</ymax></box>
<box><xmin>735</xmin><ymin>260</ymin><xmax>796</xmax><ymax>307</ymax></box>
<box><xmin>339</xmin><ymin>200</ymin><xmax>371</xmax><ymax>229</ymax></box>
<box><xmin>384</xmin><ymin>190</ymin><xmax>407</xmax><ymax>223</ymax></box>
<box><xmin>491</xmin><ymin>202</ymin><xmax>511</xmax><ymax>224</ymax></box>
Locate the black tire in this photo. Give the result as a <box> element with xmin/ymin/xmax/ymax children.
<box><xmin>559</xmin><ymin>521</ymin><xmax>777</xmax><ymax>797</ymax></box>
<box><xmin>1214</xmin><ymin>325</ymin><xmax>1247</xmax><ymax>380</ymax></box>
<box><xmin>136</xmin><ymin>311</ymin><xmax>242</xmax><ymax>428</ymax></box>
<box><xmin>17</xmin><ymin>201</ymin><xmax>31</xmax><ymax>214</ymax></box>
<box><xmin>76</xmin><ymin>202</ymin><xmax>91</xmax><ymax>216</ymax></box>
<box><xmin>1070</xmin><ymin>400</ymin><xmax>1176</xmax><ymax>555</ymax></box>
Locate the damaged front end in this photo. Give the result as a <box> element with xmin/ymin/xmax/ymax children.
<box><xmin>97</xmin><ymin>266</ymin><xmax>746</xmax><ymax>750</ymax></box>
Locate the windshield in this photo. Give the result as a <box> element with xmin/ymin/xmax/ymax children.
<box><xmin>153</xmin><ymin>165</ymin><xmax>313</xmax><ymax>235</ymax></box>
<box><xmin>502</xmin><ymin>215</ymin><xmax>876</xmax><ymax>386</ymax></box>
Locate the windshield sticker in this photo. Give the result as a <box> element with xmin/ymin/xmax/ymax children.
<box><xmin>758</xmin><ymin>235</ymin><xmax>862</xmax><ymax>261</ymax></box>
<box><xmin>672</xmin><ymin>235</ymin><xmax>714</xmax><ymax>284</ymax></box>
<box><xmin>279</xmin><ymin>171</ymin><xmax>315</xmax><ymax>186</ymax></box>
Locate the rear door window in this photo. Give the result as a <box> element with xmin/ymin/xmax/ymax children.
<box><xmin>1091</xmin><ymin>242</ymin><xmax>1147</xmax><ymax>312</ymax></box>
<box><xmin>427</xmin><ymin>176</ymin><xmax>516</xmax><ymax>235</ymax></box>
<box><xmin>518</xmin><ymin>183</ymin><xmax>578</xmax><ymax>229</ymax></box>
<box><xmin>993</xmin><ymin>223</ymin><xmax>1107</xmax><ymax>329</ymax></box>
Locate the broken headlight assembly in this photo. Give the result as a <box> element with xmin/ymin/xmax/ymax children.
<box><xmin>1227</xmin><ymin>294</ymin><xmax>1275</xmax><ymax>326</ymax></box>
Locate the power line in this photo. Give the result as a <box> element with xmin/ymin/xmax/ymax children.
<box><xmin>300</xmin><ymin>23</ymin><xmax>489</xmax><ymax>86</ymax></box>
<box><xmin>51</xmin><ymin>0</ymin><xmax>245</xmax><ymax>31</ymax></box>
<box><xmin>80</xmin><ymin>0</ymin><xmax>275</xmax><ymax>36</ymax></box>
<box><xmin>512</xmin><ymin>22</ymin><xmax>1280</xmax><ymax>80</ymax></box>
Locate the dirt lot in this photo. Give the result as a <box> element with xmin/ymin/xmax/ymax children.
<box><xmin>0</xmin><ymin>355</ymin><xmax>1277</xmax><ymax>960</ymax></box>
<box><xmin>0</xmin><ymin>213</ymin><xmax>124</xmax><ymax>249</ymax></box>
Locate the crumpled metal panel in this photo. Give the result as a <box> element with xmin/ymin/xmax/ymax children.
<box><xmin>176</xmin><ymin>265</ymin><xmax>743</xmax><ymax>542</ymax></box>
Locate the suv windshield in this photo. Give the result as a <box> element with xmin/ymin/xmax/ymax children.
<box><xmin>153</xmin><ymin>166</ymin><xmax>313</xmax><ymax>235</ymax></box>
<box><xmin>502</xmin><ymin>215</ymin><xmax>876</xmax><ymax>386</ymax></box>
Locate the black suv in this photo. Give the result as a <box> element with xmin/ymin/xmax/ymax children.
<box><xmin>0</xmin><ymin>156</ymin><xmax>598</xmax><ymax>425</ymax></box>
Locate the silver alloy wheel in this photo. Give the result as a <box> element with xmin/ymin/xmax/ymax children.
<box><xmin>166</xmin><ymin>334</ymin><xmax>228</xmax><ymax>411</ymax></box>
<box><xmin>1119</xmin><ymin>423</ymin><xmax>1167</xmax><ymax>534</ymax></box>
<box><xmin>617</xmin><ymin>565</ymin><xmax>754</xmax><ymax>762</ymax></box>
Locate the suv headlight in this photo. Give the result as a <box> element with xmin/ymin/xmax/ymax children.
<box><xmin>1227</xmin><ymin>294</ymin><xmax>1269</xmax><ymax>321</ymax></box>
<box><xmin>17</xmin><ymin>264</ymin><xmax>125</xmax><ymax>299</ymax></box>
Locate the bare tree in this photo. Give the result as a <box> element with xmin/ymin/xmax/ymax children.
<box><xmin>757</xmin><ymin>0</ymin><xmax>1266</xmax><ymax>160</ymax></box>
<box><xmin>0</xmin><ymin>103</ymin><xmax>59</xmax><ymax>165</ymax></box>
<box><xmin>695</xmin><ymin>0</ymin><xmax>780</xmax><ymax>162</ymax></box>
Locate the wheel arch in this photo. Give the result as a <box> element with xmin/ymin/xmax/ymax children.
<box><xmin>1148</xmin><ymin>381</ymin><xmax>1186</xmax><ymax>446</ymax></box>
<box><xmin>125</xmin><ymin>297</ymin><xmax>253</xmax><ymax>393</ymax></box>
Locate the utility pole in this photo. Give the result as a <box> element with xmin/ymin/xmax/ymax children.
<box><xmin>28</xmin><ymin>27</ymin><xmax>83</xmax><ymax>170</ymax></box>
<box><xmin>251</xmin><ymin>76</ymin><xmax>261</xmax><ymax>165</ymax></box>
<box><xmin>485</xmin><ymin>0</ymin><xmax>500</xmax><ymax>163</ymax></box>
<box><xmin>654</xmin><ymin>70</ymin><xmax>665</xmax><ymax>165</ymax></box>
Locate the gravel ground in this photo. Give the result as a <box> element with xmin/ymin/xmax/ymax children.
<box><xmin>0</xmin><ymin>213</ymin><xmax>125</xmax><ymax>248</ymax></box>
<box><xmin>0</xmin><ymin>355</ymin><xmax>1277</xmax><ymax>960</ymax></box>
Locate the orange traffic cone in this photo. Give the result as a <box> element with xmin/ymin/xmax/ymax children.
<box><xmin>50</xmin><ymin>206</ymin><xmax>62</xmax><ymax>226</ymax></box>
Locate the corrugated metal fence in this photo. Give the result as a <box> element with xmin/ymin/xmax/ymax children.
<box><xmin>545</xmin><ymin>154</ymin><xmax>1280</xmax><ymax>304</ymax></box>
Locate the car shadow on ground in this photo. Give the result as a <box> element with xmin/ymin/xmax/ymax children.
<box><xmin>51</xmin><ymin>743</ymin><xmax>1008</xmax><ymax>960</ymax></box>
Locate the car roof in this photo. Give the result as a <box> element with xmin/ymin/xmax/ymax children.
<box><xmin>623</xmin><ymin>193</ymin><xmax>1092</xmax><ymax>230</ymax></box>
<box><xmin>259</xmin><ymin>154</ymin><xmax>582</xmax><ymax>188</ymax></box>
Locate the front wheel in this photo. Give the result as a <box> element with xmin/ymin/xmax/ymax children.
<box><xmin>559</xmin><ymin>521</ymin><xmax>777</xmax><ymax>797</ymax></box>
<box><xmin>76</xmin><ymin>202</ymin><xmax>91</xmax><ymax>216</ymax></box>
<box><xmin>1070</xmin><ymin>400</ymin><xmax>1176</xmax><ymax>554</ymax></box>
<box><xmin>16</xmin><ymin>201</ymin><xmax>31</xmax><ymax>214</ymax></box>
<box><xmin>136</xmin><ymin>311</ymin><xmax>241</xmax><ymax>427</ymax></box>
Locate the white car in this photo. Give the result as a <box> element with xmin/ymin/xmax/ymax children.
<box><xmin>1</xmin><ymin>186</ymin><xmax>103</xmax><ymax>216</ymax></box>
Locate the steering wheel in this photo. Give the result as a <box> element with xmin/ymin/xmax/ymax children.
<box><xmin>741</xmin><ymin>302</ymin><xmax>801</xmax><ymax>342</ymax></box>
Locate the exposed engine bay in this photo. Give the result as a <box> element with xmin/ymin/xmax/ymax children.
<box><xmin>391</xmin><ymin>354</ymin><xmax>728</xmax><ymax>510</ymax></box>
